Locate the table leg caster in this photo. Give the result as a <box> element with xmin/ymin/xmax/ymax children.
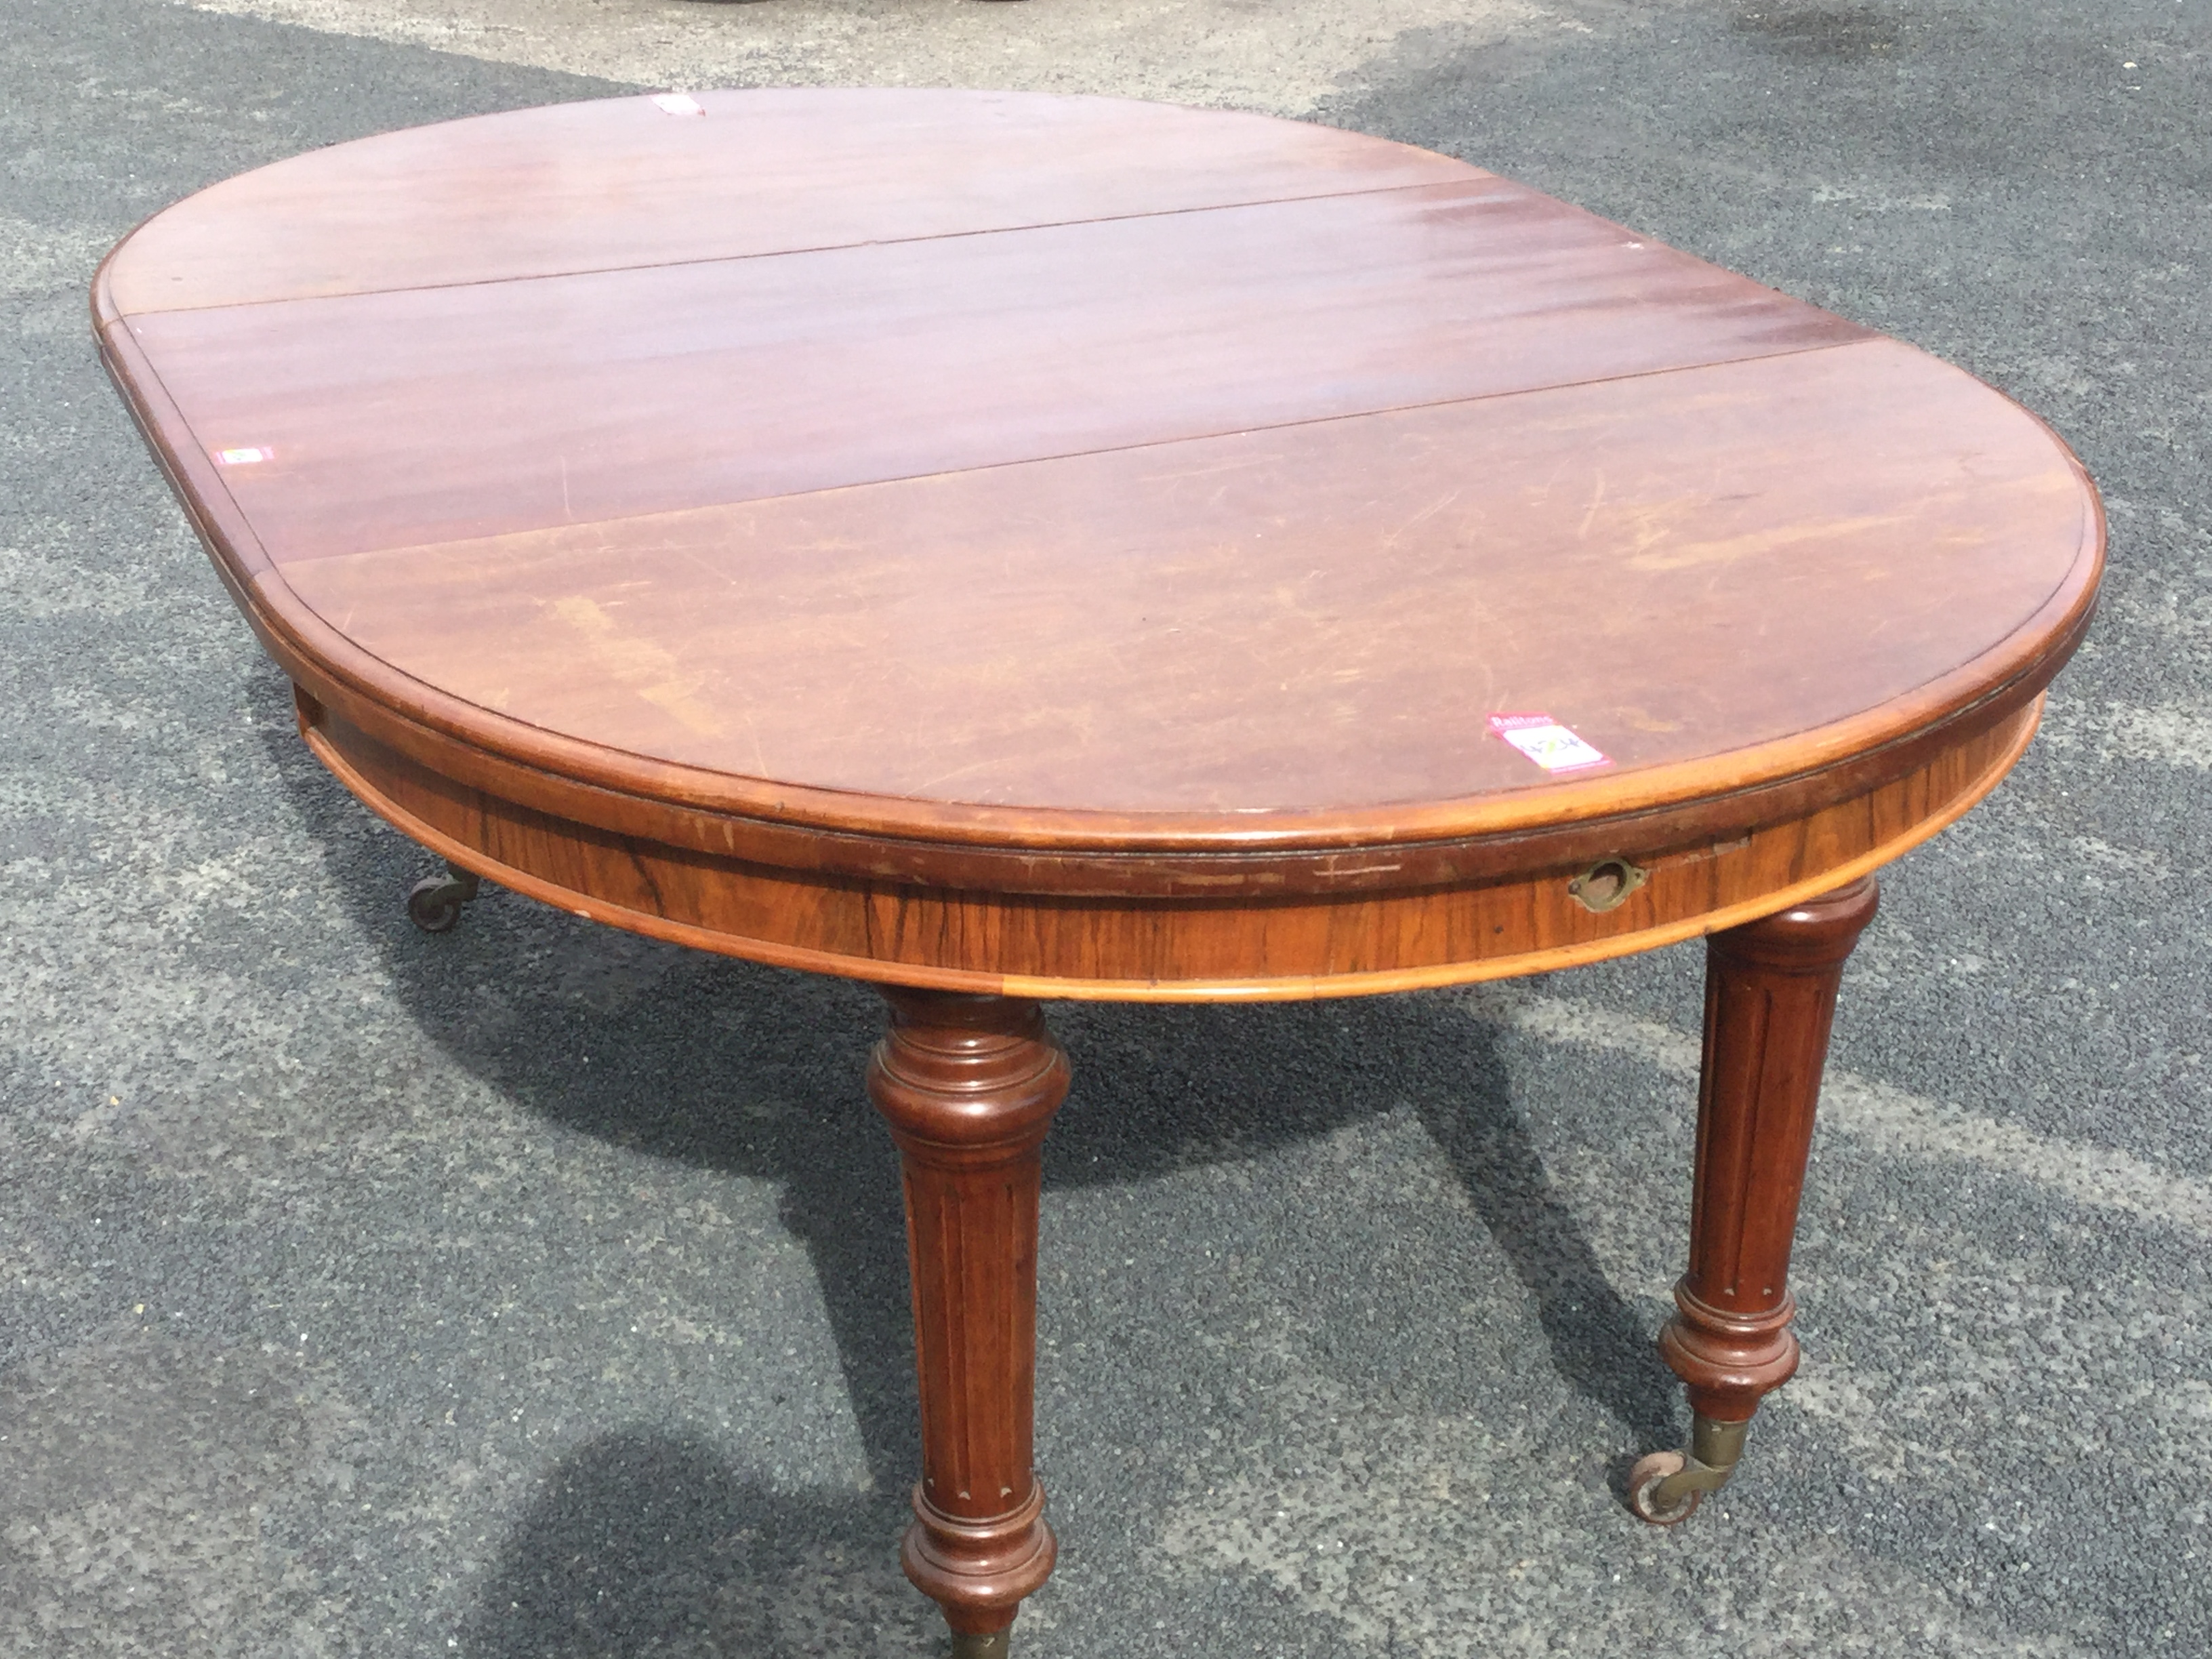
<box><xmin>948</xmin><ymin>1632</ymin><xmax>1012</xmax><ymax>1658</ymax></box>
<box><xmin>1626</xmin><ymin>1414</ymin><xmax>1750</xmax><ymax>1525</ymax></box>
<box><xmin>405</xmin><ymin>861</ymin><xmax>481</xmax><ymax>933</ymax></box>
<box><xmin>1633</xmin><ymin>879</ymin><xmax>1879</xmax><ymax>1527</ymax></box>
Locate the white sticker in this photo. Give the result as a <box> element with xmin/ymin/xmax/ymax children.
<box><xmin>650</xmin><ymin>93</ymin><xmax>704</xmax><ymax>116</ymax></box>
<box><xmin>1488</xmin><ymin>712</ymin><xmax>1610</xmax><ymax>775</ymax></box>
<box><xmin>216</xmin><ymin>446</ymin><xmax>272</xmax><ymax>466</ymax></box>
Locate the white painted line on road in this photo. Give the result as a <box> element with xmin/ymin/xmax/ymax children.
<box><xmin>165</xmin><ymin>0</ymin><xmax>1546</xmax><ymax>116</ymax></box>
<box><xmin>1160</xmin><ymin>1380</ymin><xmax>2100</xmax><ymax>1658</ymax></box>
<box><xmin>0</xmin><ymin>213</ymin><xmax>118</xmax><ymax>299</ymax></box>
<box><xmin>2102</xmin><ymin>587</ymin><xmax>2212</xmax><ymax>646</ymax></box>
<box><xmin>1476</xmin><ymin>992</ymin><xmax>2212</xmax><ymax>1240</ymax></box>
<box><xmin>2040</xmin><ymin>693</ymin><xmax>2212</xmax><ymax>769</ymax></box>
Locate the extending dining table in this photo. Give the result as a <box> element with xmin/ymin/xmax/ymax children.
<box><xmin>94</xmin><ymin>88</ymin><xmax>2102</xmax><ymax>1656</ymax></box>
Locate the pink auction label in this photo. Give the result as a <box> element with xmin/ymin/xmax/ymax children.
<box><xmin>650</xmin><ymin>93</ymin><xmax>704</xmax><ymax>116</ymax></box>
<box><xmin>216</xmin><ymin>446</ymin><xmax>272</xmax><ymax>466</ymax></box>
<box><xmin>1488</xmin><ymin>712</ymin><xmax>1611</xmax><ymax>775</ymax></box>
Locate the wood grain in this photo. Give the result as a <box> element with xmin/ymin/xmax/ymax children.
<box><xmin>102</xmin><ymin>89</ymin><xmax>1480</xmax><ymax>315</ymax></box>
<box><xmin>119</xmin><ymin>178</ymin><xmax>1863</xmax><ymax>563</ymax></box>
<box><xmin>94</xmin><ymin>89</ymin><xmax>2102</xmax><ymax>989</ymax></box>
<box><xmin>867</xmin><ymin>991</ymin><xmax>1065</xmax><ymax>1637</ymax></box>
<box><xmin>264</xmin><ymin>342</ymin><xmax>2086</xmax><ymax>819</ymax></box>
<box><xmin>296</xmin><ymin>690</ymin><xmax>2035</xmax><ymax>998</ymax></box>
<box><xmin>1659</xmin><ymin>878</ymin><xmax>1881</xmax><ymax>1420</ymax></box>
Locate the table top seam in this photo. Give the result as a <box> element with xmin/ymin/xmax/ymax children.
<box><xmin>107</xmin><ymin>171</ymin><xmax>1503</xmax><ymax>320</ymax></box>
<box><xmin>249</xmin><ymin>333</ymin><xmax>1885</xmax><ymax>573</ymax></box>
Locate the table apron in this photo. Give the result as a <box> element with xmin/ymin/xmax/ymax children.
<box><xmin>295</xmin><ymin>691</ymin><xmax>2038</xmax><ymax>1001</ymax></box>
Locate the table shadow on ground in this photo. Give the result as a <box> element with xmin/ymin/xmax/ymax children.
<box><xmin>249</xmin><ymin>669</ymin><xmax>1682</xmax><ymax>1643</ymax></box>
<box><xmin>455</xmin><ymin>1429</ymin><xmax>937</xmax><ymax>1659</ymax></box>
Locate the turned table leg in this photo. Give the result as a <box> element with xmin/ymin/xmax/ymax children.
<box><xmin>1629</xmin><ymin>877</ymin><xmax>1880</xmax><ymax>1524</ymax></box>
<box><xmin>867</xmin><ymin>989</ymin><xmax>1068</xmax><ymax>1656</ymax></box>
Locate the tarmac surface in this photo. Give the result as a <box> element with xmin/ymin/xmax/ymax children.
<box><xmin>1</xmin><ymin>0</ymin><xmax>2207</xmax><ymax>1653</ymax></box>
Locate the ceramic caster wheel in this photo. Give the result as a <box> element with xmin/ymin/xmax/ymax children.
<box><xmin>406</xmin><ymin>872</ymin><xmax>474</xmax><ymax>933</ymax></box>
<box><xmin>1627</xmin><ymin>1450</ymin><xmax>1703</xmax><ymax>1525</ymax></box>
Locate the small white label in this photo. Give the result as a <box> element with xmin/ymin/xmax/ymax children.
<box><xmin>1489</xmin><ymin>712</ymin><xmax>1610</xmax><ymax>774</ymax></box>
<box><xmin>650</xmin><ymin>93</ymin><xmax>704</xmax><ymax>116</ymax></box>
<box><xmin>216</xmin><ymin>446</ymin><xmax>272</xmax><ymax>466</ymax></box>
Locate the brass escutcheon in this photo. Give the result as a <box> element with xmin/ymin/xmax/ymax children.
<box><xmin>1568</xmin><ymin>857</ymin><xmax>1648</xmax><ymax>914</ymax></box>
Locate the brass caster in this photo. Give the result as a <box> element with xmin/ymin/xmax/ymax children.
<box><xmin>406</xmin><ymin>862</ymin><xmax>482</xmax><ymax>933</ymax></box>
<box><xmin>1626</xmin><ymin>1416</ymin><xmax>1750</xmax><ymax>1527</ymax></box>
<box><xmin>1626</xmin><ymin>1450</ymin><xmax>1703</xmax><ymax>1525</ymax></box>
<box><xmin>948</xmin><ymin>1633</ymin><xmax>1010</xmax><ymax>1659</ymax></box>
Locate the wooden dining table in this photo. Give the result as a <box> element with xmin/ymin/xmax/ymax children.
<box><xmin>94</xmin><ymin>87</ymin><xmax>2102</xmax><ymax>1656</ymax></box>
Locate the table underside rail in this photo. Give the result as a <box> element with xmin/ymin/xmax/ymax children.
<box><xmin>295</xmin><ymin>687</ymin><xmax>2037</xmax><ymax>1000</ymax></box>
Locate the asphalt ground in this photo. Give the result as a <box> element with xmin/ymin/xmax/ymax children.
<box><xmin>1</xmin><ymin>0</ymin><xmax>2206</xmax><ymax>1654</ymax></box>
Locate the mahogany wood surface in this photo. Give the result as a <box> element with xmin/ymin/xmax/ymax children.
<box><xmin>295</xmin><ymin>686</ymin><xmax>2032</xmax><ymax>998</ymax></box>
<box><xmin>867</xmin><ymin>991</ymin><xmax>1067</xmax><ymax>1637</ymax></box>
<box><xmin>94</xmin><ymin>89</ymin><xmax>2104</xmax><ymax>1645</ymax></box>
<box><xmin>119</xmin><ymin>184</ymin><xmax>1865</xmax><ymax>566</ymax></box>
<box><xmin>94</xmin><ymin>90</ymin><xmax>2100</xmax><ymax>998</ymax></box>
<box><xmin>1660</xmin><ymin>878</ymin><xmax>1882</xmax><ymax>1422</ymax></box>
<box><xmin>101</xmin><ymin>90</ymin><xmax>1479</xmax><ymax>314</ymax></box>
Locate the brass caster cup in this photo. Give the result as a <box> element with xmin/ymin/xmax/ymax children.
<box><xmin>1626</xmin><ymin>1416</ymin><xmax>1751</xmax><ymax>1525</ymax></box>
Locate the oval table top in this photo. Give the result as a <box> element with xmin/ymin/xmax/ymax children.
<box><xmin>96</xmin><ymin>89</ymin><xmax>2102</xmax><ymax>997</ymax></box>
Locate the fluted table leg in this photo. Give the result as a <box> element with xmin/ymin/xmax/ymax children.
<box><xmin>1630</xmin><ymin>877</ymin><xmax>1881</xmax><ymax>1523</ymax></box>
<box><xmin>867</xmin><ymin>989</ymin><xmax>1068</xmax><ymax>1652</ymax></box>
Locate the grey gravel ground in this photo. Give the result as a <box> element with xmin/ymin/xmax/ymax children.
<box><xmin>2</xmin><ymin>0</ymin><xmax>2208</xmax><ymax>1654</ymax></box>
